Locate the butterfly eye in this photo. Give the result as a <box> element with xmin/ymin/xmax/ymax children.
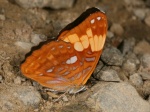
<box><xmin>21</xmin><ymin>7</ymin><xmax>107</xmax><ymax>93</ymax></box>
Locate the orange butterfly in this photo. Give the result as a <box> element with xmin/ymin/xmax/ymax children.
<box><xmin>21</xmin><ymin>7</ymin><xmax>107</xmax><ymax>93</ymax></box>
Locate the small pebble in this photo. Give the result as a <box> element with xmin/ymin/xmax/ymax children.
<box><xmin>93</xmin><ymin>61</ymin><xmax>104</xmax><ymax>75</ymax></box>
<box><xmin>14</xmin><ymin>76</ymin><xmax>22</xmax><ymax>85</ymax></box>
<box><xmin>15</xmin><ymin>41</ymin><xmax>34</xmax><ymax>51</ymax></box>
<box><xmin>118</xmin><ymin>38</ymin><xmax>135</xmax><ymax>55</ymax></box>
<box><xmin>134</xmin><ymin>40</ymin><xmax>150</xmax><ymax>54</ymax></box>
<box><xmin>15</xmin><ymin>0</ymin><xmax>75</xmax><ymax>9</ymax></box>
<box><xmin>101</xmin><ymin>47</ymin><xmax>123</xmax><ymax>66</ymax></box>
<box><xmin>0</xmin><ymin>14</ymin><xmax>5</xmax><ymax>20</ymax></box>
<box><xmin>47</xmin><ymin>92</ymin><xmax>59</xmax><ymax>99</ymax></box>
<box><xmin>13</xmin><ymin>86</ymin><xmax>41</xmax><ymax>108</ymax></box>
<box><xmin>34</xmin><ymin>109</ymin><xmax>39</xmax><ymax>112</ymax></box>
<box><xmin>129</xmin><ymin>73</ymin><xmax>143</xmax><ymax>87</ymax></box>
<box><xmin>140</xmin><ymin>72</ymin><xmax>150</xmax><ymax>80</ymax></box>
<box><xmin>122</xmin><ymin>53</ymin><xmax>140</xmax><ymax>74</ymax></box>
<box><xmin>133</xmin><ymin>9</ymin><xmax>146</xmax><ymax>20</ymax></box>
<box><xmin>95</xmin><ymin>69</ymin><xmax>120</xmax><ymax>82</ymax></box>
<box><xmin>41</xmin><ymin>92</ymin><xmax>48</xmax><ymax>100</ymax></box>
<box><xmin>144</xmin><ymin>15</ymin><xmax>150</xmax><ymax>27</ymax></box>
<box><xmin>143</xmin><ymin>81</ymin><xmax>150</xmax><ymax>96</ymax></box>
<box><xmin>31</xmin><ymin>33</ymin><xmax>47</xmax><ymax>45</ymax></box>
<box><xmin>62</xmin><ymin>95</ymin><xmax>69</xmax><ymax>102</ymax></box>
<box><xmin>106</xmin><ymin>31</ymin><xmax>114</xmax><ymax>38</ymax></box>
<box><xmin>124</xmin><ymin>0</ymin><xmax>144</xmax><ymax>6</ymax></box>
<box><xmin>110</xmin><ymin>23</ymin><xmax>124</xmax><ymax>36</ymax></box>
<box><xmin>141</xmin><ymin>54</ymin><xmax>150</xmax><ymax>69</ymax></box>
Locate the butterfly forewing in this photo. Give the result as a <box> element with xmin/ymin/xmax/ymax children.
<box><xmin>21</xmin><ymin>7</ymin><xmax>107</xmax><ymax>92</ymax></box>
<box><xmin>57</xmin><ymin>9</ymin><xmax>107</xmax><ymax>85</ymax></box>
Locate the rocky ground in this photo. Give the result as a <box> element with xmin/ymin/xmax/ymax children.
<box><xmin>0</xmin><ymin>0</ymin><xmax>150</xmax><ymax>112</ymax></box>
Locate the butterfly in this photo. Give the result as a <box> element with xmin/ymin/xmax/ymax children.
<box><xmin>21</xmin><ymin>7</ymin><xmax>107</xmax><ymax>93</ymax></box>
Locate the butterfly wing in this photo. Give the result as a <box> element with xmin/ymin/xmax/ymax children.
<box><xmin>21</xmin><ymin>40</ymin><xmax>85</xmax><ymax>91</ymax></box>
<box><xmin>57</xmin><ymin>7</ymin><xmax>107</xmax><ymax>85</ymax></box>
<box><xmin>21</xmin><ymin>7</ymin><xmax>107</xmax><ymax>92</ymax></box>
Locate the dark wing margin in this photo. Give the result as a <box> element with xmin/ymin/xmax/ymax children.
<box><xmin>57</xmin><ymin>7</ymin><xmax>103</xmax><ymax>38</ymax></box>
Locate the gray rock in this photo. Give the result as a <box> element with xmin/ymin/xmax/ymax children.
<box><xmin>85</xmin><ymin>82</ymin><xmax>150</xmax><ymax>112</ymax></box>
<box><xmin>95</xmin><ymin>69</ymin><xmax>120</xmax><ymax>82</ymax></box>
<box><xmin>110</xmin><ymin>23</ymin><xmax>124</xmax><ymax>36</ymax></box>
<box><xmin>129</xmin><ymin>73</ymin><xmax>143</xmax><ymax>87</ymax></box>
<box><xmin>133</xmin><ymin>9</ymin><xmax>146</xmax><ymax>20</ymax></box>
<box><xmin>31</xmin><ymin>33</ymin><xmax>47</xmax><ymax>45</ymax></box>
<box><xmin>122</xmin><ymin>53</ymin><xmax>140</xmax><ymax>74</ymax></box>
<box><xmin>14</xmin><ymin>76</ymin><xmax>22</xmax><ymax>85</ymax></box>
<box><xmin>144</xmin><ymin>15</ymin><xmax>150</xmax><ymax>27</ymax></box>
<box><xmin>13</xmin><ymin>86</ymin><xmax>41</xmax><ymax>108</ymax></box>
<box><xmin>15</xmin><ymin>0</ymin><xmax>74</xmax><ymax>9</ymax></box>
<box><xmin>117</xmin><ymin>70</ymin><xmax>129</xmax><ymax>81</ymax></box>
<box><xmin>101</xmin><ymin>47</ymin><xmax>123</xmax><ymax>66</ymax></box>
<box><xmin>124</xmin><ymin>0</ymin><xmax>144</xmax><ymax>6</ymax></box>
<box><xmin>134</xmin><ymin>40</ymin><xmax>150</xmax><ymax>55</ymax></box>
<box><xmin>0</xmin><ymin>85</ymin><xmax>41</xmax><ymax>111</ymax></box>
<box><xmin>141</xmin><ymin>54</ymin><xmax>150</xmax><ymax>69</ymax></box>
<box><xmin>106</xmin><ymin>31</ymin><xmax>114</xmax><ymax>38</ymax></box>
<box><xmin>62</xmin><ymin>95</ymin><xmax>69</xmax><ymax>102</ymax></box>
<box><xmin>93</xmin><ymin>61</ymin><xmax>104</xmax><ymax>75</ymax></box>
<box><xmin>15</xmin><ymin>41</ymin><xmax>34</xmax><ymax>51</ymax></box>
<box><xmin>143</xmin><ymin>81</ymin><xmax>150</xmax><ymax>96</ymax></box>
<box><xmin>119</xmin><ymin>38</ymin><xmax>135</xmax><ymax>56</ymax></box>
<box><xmin>140</xmin><ymin>72</ymin><xmax>150</xmax><ymax>80</ymax></box>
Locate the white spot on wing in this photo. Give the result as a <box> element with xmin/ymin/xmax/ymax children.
<box><xmin>59</xmin><ymin>45</ymin><xmax>63</xmax><ymax>48</ymax></box>
<box><xmin>70</xmin><ymin>72</ymin><xmax>82</xmax><ymax>81</ymax></box>
<box><xmin>66</xmin><ymin>56</ymin><xmax>78</xmax><ymax>64</ymax></box>
<box><xmin>85</xmin><ymin>57</ymin><xmax>95</xmax><ymax>62</ymax></box>
<box><xmin>66</xmin><ymin>59</ymin><xmax>71</xmax><ymax>64</ymax></box>
<box><xmin>39</xmin><ymin>73</ymin><xmax>43</xmax><ymax>76</ymax></box>
<box><xmin>62</xmin><ymin>71</ymin><xmax>70</xmax><ymax>76</ymax></box>
<box><xmin>67</xmin><ymin>46</ymin><xmax>71</xmax><ymax>49</ymax></box>
<box><xmin>83</xmin><ymin>66</ymin><xmax>91</xmax><ymax>74</ymax></box>
<box><xmin>70</xmin><ymin>56</ymin><xmax>77</xmax><ymax>64</ymax></box>
<box><xmin>47</xmin><ymin>67</ymin><xmax>54</xmax><ymax>73</ymax></box>
<box><xmin>90</xmin><ymin>19</ymin><xmax>95</xmax><ymax>24</ymax></box>
<box><xmin>57</xmin><ymin>67</ymin><xmax>64</xmax><ymax>72</ymax></box>
<box><xmin>97</xmin><ymin>16</ymin><xmax>101</xmax><ymax>20</ymax></box>
<box><xmin>51</xmin><ymin>47</ymin><xmax>55</xmax><ymax>51</ymax></box>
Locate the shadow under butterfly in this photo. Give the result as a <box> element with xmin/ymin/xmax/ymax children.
<box><xmin>21</xmin><ymin>7</ymin><xmax>108</xmax><ymax>93</ymax></box>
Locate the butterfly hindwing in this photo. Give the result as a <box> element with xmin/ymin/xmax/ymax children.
<box><xmin>21</xmin><ymin>40</ymin><xmax>84</xmax><ymax>91</ymax></box>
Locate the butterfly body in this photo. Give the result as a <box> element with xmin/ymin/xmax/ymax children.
<box><xmin>21</xmin><ymin>7</ymin><xmax>107</xmax><ymax>92</ymax></box>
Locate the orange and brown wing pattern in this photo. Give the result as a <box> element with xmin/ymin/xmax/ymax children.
<box><xmin>21</xmin><ymin>7</ymin><xmax>107</xmax><ymax>92</ymax></box>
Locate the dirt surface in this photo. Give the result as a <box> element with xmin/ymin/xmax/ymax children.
<box><xmin>0</xmin><ymin>0</ymin><xmax>150</xmax><ymax>112</ymax></box>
